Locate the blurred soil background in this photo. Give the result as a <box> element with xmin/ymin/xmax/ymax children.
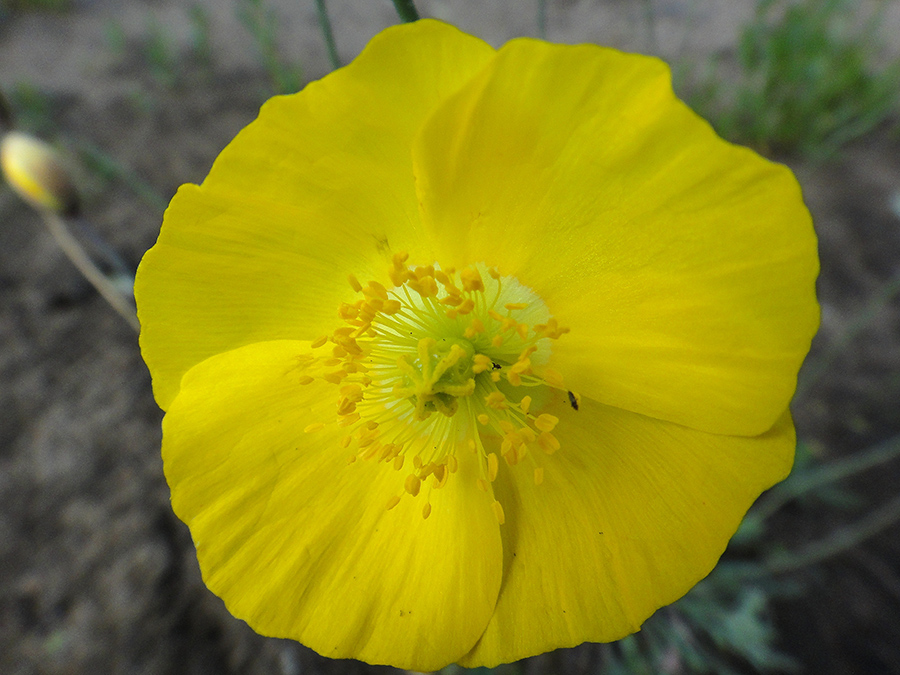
<box><xmin>1</xmin><ymin>0</ymin><xmax>900</xmax><ymax>673</ymax></box>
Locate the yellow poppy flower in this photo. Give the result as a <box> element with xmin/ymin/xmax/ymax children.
<box><xmin>135</xmin><ymin>19</ymin><xmax>818</xmax><ymax>671</ymax></box>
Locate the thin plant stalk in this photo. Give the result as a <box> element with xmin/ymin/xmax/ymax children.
<box><xmin>764</xmin><ymin>490</ymin><xmax>900</xmax><ymax>575</ymax></box>
<box><xmin>314</xmin><ymin>0</ymin><xmax>341</xmax><ymax>69</ymax></box>
<box><xmin>754</xmin><ymin>433</ymin><xmax>900</xmax><ymax>521</ymax></box>
<box><xmin>641</xmin><ymin>0</ymin><xmax>657</xmax><ymax>54</ymax></box>
<box><xmin>796</xmin><ymin>266</ymin><xmax>900</xmax><ymax>399</ymax></box>
<box><xmin>42</xmin><ymin>211</ymin><xmax>139</xmax><ymax>331</ymax></box>
<box><xmin>0</xmin><ymin>89</ymin><xmax>12</xmax><ymax>131</ymax></box>
<box><xmin>391</xmin><ymin>0</ymin><xmax>419</xmax><ymax>23</ymax></box>
<box><xmin>537</xmin><ymin>0</ymin><xmax>547</xmax><ymax>39</ymax></box>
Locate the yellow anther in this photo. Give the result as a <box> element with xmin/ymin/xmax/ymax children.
<box><xmin>519</xmin><ymin>395</ymin><xmax>532</xmax><ymax>414</ymax></box>
<box><xmin>414</xmin><ymin>265</ymin><xmax>435</xmax><ymax>280</ymax></box>
<box><xmin>382</xmin><ymin>299</ymin><xmax>401</xmax><ymax>314</ymax></box>
<box><xmin>477</xmin><ymin>413</ymin><xmax>490</xmax><ymax>426</ymax></box>
<box><xmin>322</xmin><ymin>370</ymin><xmax>346</xmax><ymax>384</ymax></box>
<box><xmin>324</xmin><ymin>358</ymin><xmax>342</xmax><ymax>366</ymax></box>
<box><xmin>440</xmin><ymin>294</ymin><xmax>463</xmax><ymax>307</ymax></box>
<box><xmin>338</xmin><ymin>303</ymin><xmax>358</xmax><ymax>320</ymax></box>
<box><xmin>519</xmin><ymin>426</ymin><xmax>536</xmax><ymax>443</ymax></box>
<box><xmin>336</xmin><ymin>399</ymin><xmax>357</xmax><ymax>416</ymax></box>
<box><xmin>340</xmin><ymin>435</ymin><xmax>352</xmax><ymax>448</ymax></box>
<box><xmin>348</xmin><ymin>274</ymin><xmax>362</xmax><ymax>293</ymax></box>
<box><xmin>422</xmin><ymin>502</ymin><xmax>432</xmax><ymax>520</ymax></box>
<box><xmin>447</xmin><ymin>454</ymin><xmax>458</xmax><ymax>473</ymax></box>
<box><xmin>392</xmin><ymin>251</ymin><xmax>409</xmax><ymax>267</ymax></box>
<box><xmin>332</xmin><ymin>345</ymin><xmax>348</xmax><ymax>358</ymax></box>
<box><xmin>338</xmin><ymin>412</ymin><xmax>360</xmax><ymax>427</ymax></box>
<box><xmin>535</xmin><ymin>414</ymin><xmax>559</xmax><ymax>432</ymax></box>
<box><xmin>393</xmin><ymin>455</ymin><xmax>405</xmax><ymax>470</ymax></box>
<box><xmin>297</xmin><ymin>375</ymin><xmax>314</xmax><ymax>385</ymax></box>
<box><xmin>504</xmin><ymin>302</ymin><xmax>527</xmax><ymax>311</ymax></box>
<box><xmin>386</xmin><ymin>495</ymin><xmax>401</xmax><ymax>511</ymax></box>
<box><xmin>418</xmin><ymin>276</ymin><xmax>439</xmax><ymax>297</ymax></box>
<box><xmin>404</xmin><ymin>474</ymin><xmax>421</xmax><ymax>497</ymax></box>
<box><xmin>463</xmin><ymin>318</ymin><xmax>485</xmax><ymax>339</ymax></box>
<box><xmin>457</xmin><ymin>298</ymin><xmax>475</xmax><ymax>315</ymax></box>
<box><xmin>467</xmin><ymin>439</ymin><xmax>477</xmax><ymax>451</ymax></box>
<box><xmin>510</xmin><ymin>359</ymin><xmax>531</xmax><ymax>375</ymax></box>
<box><xmin>492</xmin><ymin>500</ymin><xmax>505</xmax><ymax>525</ymax></box>
<box><xmin>444</xmin><ymin>282</ymin><xmax>462</xmax><ymax>297</ymax></box>
<box><xmin>472</xmin><ymin>353</ymin><xmax>492</xmax><ymax>374</ymax></box>
<box><xmin>434</xmin><ymin>269</ymin><xmax>450</xmax><ymax>285</ymax></box>
<box><xmin>517</xmin><ymin>323</ymin><xmax>529</xmax><ymax>341</ymax></box>
<box><xmin>488</xmin><ymin>267</ymin><xmax>500</xmax><ymax>279</ymax></box>
<box><xmin>413</xmin><ymin>455</ymin><xmax>423</xmax><ymax>470</ymax></box>
<box><xmin>538</xmin><ymin>431</ymin><xmax>560</xmax><ymax>454</ymax></box>
<box><xmin>352</xmin><ymin>322</ymin><xmax>372</xmax><ymax>338</ymax></box>
<box><xmin>498</xmin><ymin>420</ymin><xmax>515</xmax><ymax>434</ymax></box>
<box><xmin>347</xmin><ymin>455</ymin><xmax>357</xmax><ymax>464</ymax></box>
<box><xmin>491</xmin><ymin>335</ymin><xmax>504</xmax><ymax>348</ymax></box>
<box><xmin>460</xmin><ymin>267</ymin><xmax>484</xmax><ymax>292</ymax></box>
<box><xmin>366</xmin><ymin>420</ymin><xmax>379</xmax><ymax>430</ymax></box>
<box><xmin>488</xmin><ymin>310</ymin><xmax>504</xmax><ymax>322</ymax></box>
<box><xmin>485</xmin><ymin>391</ymin><xmax>507</xmax><ymax>410</ymax></box>
<box><xmin>541</xmin><ymin>368</ymin><xmax>566</xmax><ymax>388</ymax></box>
<box><xmin>476</xmin><ymin>478</ymin><xmax>489</xmax><ymax>492</ymax></box>
<box><xmin>364</xmin><ymin>281</ymin><xmax>389</xmax><ymax>301</ymax></box>
<box><xmin>303</xmin><ymin>422</ymin><xmax>325</xmax><ymax>433</ymax></box>
<box><xmin>340</xmin><ymin>383</ymin><xmax>363</xmax><ymax>399</ymax></box>
<box><xmin>311</xmin><ymin>335</ymin><xmax>328</xmax><ymax>349</ymax></box>
<box><xmin>534</xmin><ymin>467</ymin><xmax>544</xmax><ymax>485</ymax></box>
<box><xmin>491</xmin><ymin>371</ymin><xmax>501</xmax><ymax>382</ymax></box>
<box><xmin>389</xmin><ymin>266</ymin><xmax>408</xmax><ymax>286</ymax></box>
<box><xmin>487</xmin><ymin>453</ymin><xmax>499</xmax><ymax>482</ymax></box>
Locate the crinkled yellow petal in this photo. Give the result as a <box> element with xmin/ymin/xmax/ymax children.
<box><xmin>412</xmin><ymin>37</ymin><xmax>818</xmax><ymax>437</ymax></box>
<box><xmin>137</xmin><ymin>20</ymin><xmax>495</xmax><ymax>410</ymax></box>
<box><xmin>163</xmin><ymin>340</ymin><xmax>503</xmax><ymax>671</ymax></box>
<box><xmin>460</xmin><ymin>396</ymin><xmax>795</xmax><ymax>667</ymax></box>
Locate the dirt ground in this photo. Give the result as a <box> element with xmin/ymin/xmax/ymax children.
<box><xmin>1</xmin><ymin>1</ymin><xmax>900</xmax><ymax>674</ymax></box>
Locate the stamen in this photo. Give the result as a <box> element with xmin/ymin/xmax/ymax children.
<box><xmin>314</xmin><ymin>257</ymin><xmax>573</xmax><ymax>521</ymax></box>
<box><xmin>492</xmin><ymin>500</ymin><xmax>505</xmax><ymax>524</ymax></box>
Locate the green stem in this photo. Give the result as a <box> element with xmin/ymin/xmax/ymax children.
<box><xmin>0</xmin><ymin>87</ymin><xmax>14</xmax><ymax>131</ymax></box>
<box><xmin>764</xmin><ymin>490</ymin><xmax>900</xmax><ymax>575</ymax></box>
<box><xmin>796</xmin><ymin>267</ymin><xmax>900</xmax><ymax>400</ymax></box>
<box><xmin>754</xmin><ymin>434</ymin><xmax>900</xmax><ymax>522</ymax></box>
<box><xmin>391</xmin><ymin>0</ymin><xmax>420</xmax><ymax>23</ymax></box>
<box><xmin>641</xmin><ymin>0</ymin><xmax>657</xmax><ymax>53</ymax></box>
<box><xmin>537</xmin><ymin>0</ymin><xmax>547</xmax><ymax>38</ymax></box>
<box><xmin>42</xmin><ymin>211</ymin><xmax>139</xmax><ymax>332</ymax></box>
<box><xmin>314</xmin><ymin>0</ymin><xmax>341</xmax><ymax>69</ymax></box>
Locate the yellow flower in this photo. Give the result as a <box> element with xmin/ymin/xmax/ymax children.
<box><xmin>136</xmin><ymin>20</ymin><xmax>818</xmax><ymax>671</ymax></box>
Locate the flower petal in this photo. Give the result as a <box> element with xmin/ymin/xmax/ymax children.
<box><xmin>412</xmin><ymin>38</ymin><xmax>818</xmax><ymax>436</ymax></box>
<box><xmin>163</xmin><ymin>340</ymin><xmax>503</xmax><ymax>671</ymax></box>
<box><xmin>137</xmin><ymin>19</ymin><xmax>495</xmax><ymax>410</ymax></box>
<box><xmin>460</xmin><ymin>395</ymin><xmax>794</xmax><ymax>667</ymax></box>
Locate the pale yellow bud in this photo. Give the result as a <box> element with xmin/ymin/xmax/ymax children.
<box><xmin>1</xmin><ymin>131</ymin><xmax>79</xmax><ymax>215</ymax></box>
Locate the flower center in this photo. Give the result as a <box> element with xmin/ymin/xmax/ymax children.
<box><xmin>301</xmin><ymin>253</ymin><xmax>572</xmax><ymax>522</ymax></box>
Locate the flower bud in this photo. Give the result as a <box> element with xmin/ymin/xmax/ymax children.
<box><xmin>1</xmin><ymin>131</ymin><xmax>79</xmax><ymax>216</ymax></box>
